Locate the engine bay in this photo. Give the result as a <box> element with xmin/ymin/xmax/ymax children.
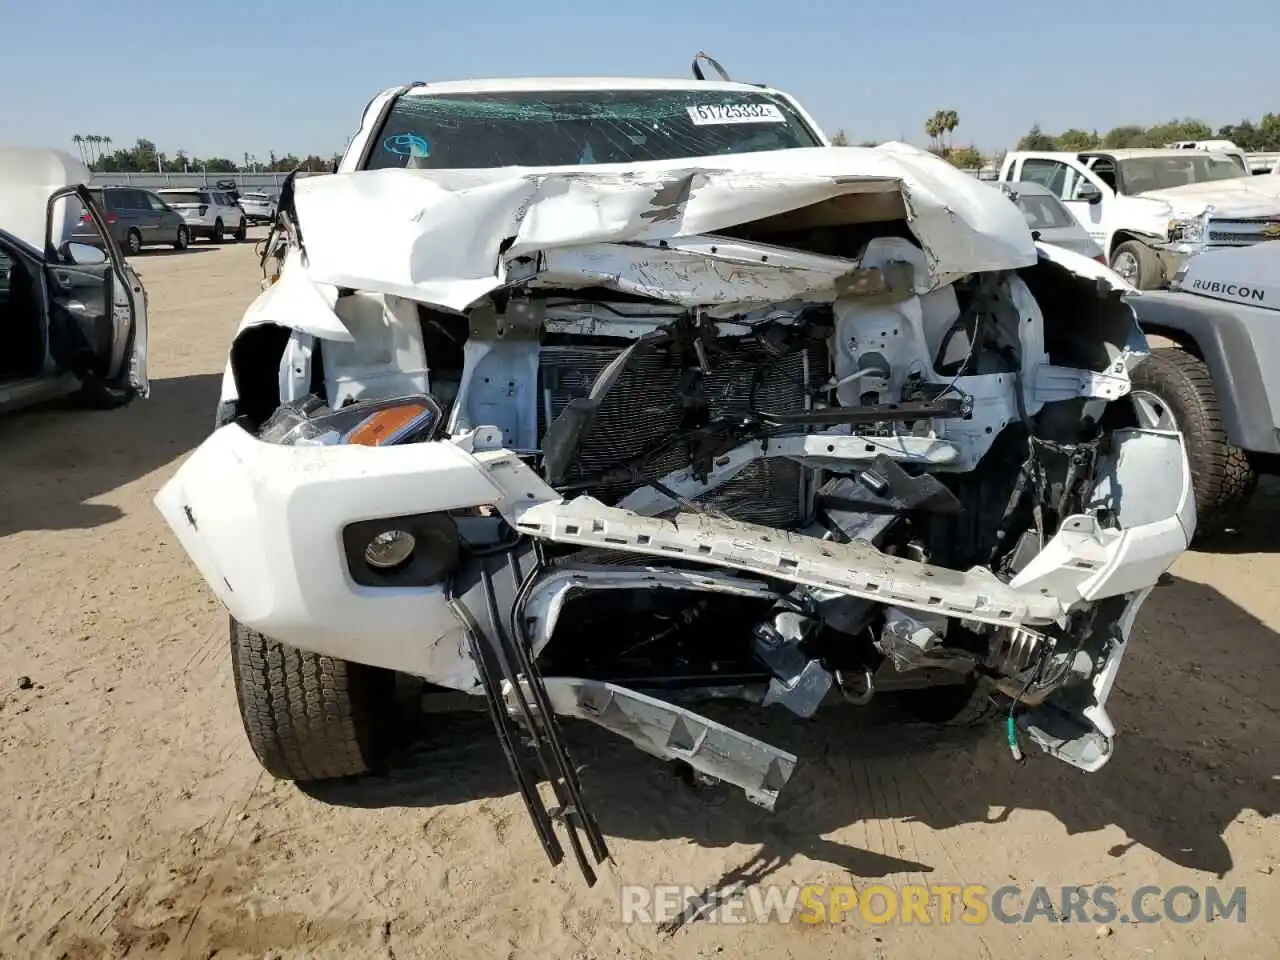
<box><xmin>240</xmin><ymin>223</ymin><xmax>1159</xmax><ymax>737</ymax></box>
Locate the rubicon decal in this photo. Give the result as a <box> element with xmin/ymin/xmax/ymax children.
<box><xmin>1189</xmin><ymin>279</ymin><xmax>1266</xmax><ymax>302</ymax></box>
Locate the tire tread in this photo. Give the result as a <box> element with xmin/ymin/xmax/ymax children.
<box><xmin>229</xmin><ymin>619</ymin><xmax>390</xmax><ymax>781</ymax></box>
<box><xmin>1131</xmin><ymin>348</ymin><xmax>1257</xmax><ymax>537</ymax></box>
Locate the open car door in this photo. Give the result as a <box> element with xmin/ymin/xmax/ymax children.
<box><xmin>43</xmin><ymin>184</ymin><xmax>148</xmax><ymax>405</ymax></box>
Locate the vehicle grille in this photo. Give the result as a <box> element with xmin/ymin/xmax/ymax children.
<box><xmin>1206</xmin><ymin>217</ymin><xmax>1280</xmax><ymax>246</ymax></box>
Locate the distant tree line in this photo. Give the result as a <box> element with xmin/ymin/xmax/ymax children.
<box><xmin>1016</xmin><ymin>113</ymin><xmax>1280</xmax><ymax>152</ymax></box>
<box><xmin>71</xmin><ymin>134</ymin><xmax>338</xmax><ymax>174</ymax></box>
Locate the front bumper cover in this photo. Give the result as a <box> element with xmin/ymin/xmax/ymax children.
<box><xmin>160</xmin><ymin>420</ymin><xmax>1190</xmax><ymax>686</ymax></box>
<box><xmin>156</xmin><ymin>421</ymin><xmax>1193</xmax><ymax>883</ymax></box>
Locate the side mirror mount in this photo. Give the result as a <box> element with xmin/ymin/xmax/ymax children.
<box><xmin>59</xmin><ymin>241</ymin><xmax>108</xmax><ymax>266</ymax></box>
<box><xmin>1077</xmin><ymin>183</ymin><xmax>1103</xmax><ymax>204</ymax></box>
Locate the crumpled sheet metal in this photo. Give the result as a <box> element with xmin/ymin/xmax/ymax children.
<box><xmin>290</xmin><ymin>144</ymin><xmax>1038</xmax><ymax>312</ymax></box>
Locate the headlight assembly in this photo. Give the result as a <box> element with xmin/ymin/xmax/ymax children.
<box><xmin>1167</xmin><ymin>217</ymin><xmax>1206</xmax><ymax>245</ymax></box>
<box><xmin>258</xmin><ymin>393</ymin><xmax>443</xmax><ymax>447</ymax></box>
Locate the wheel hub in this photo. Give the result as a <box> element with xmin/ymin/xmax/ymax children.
<box><xmin>1130</xmin><ymin>389</ymin><xmax>1178</xmax><ymax>431</ymax></box>
<box><xmin>1112</xmin><ymin>251</ymin><xmax>1139</xmax><ymax>283</ymax></box>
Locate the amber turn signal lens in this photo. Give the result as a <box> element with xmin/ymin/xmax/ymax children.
<box><xmin>345</xmin><ymin>403</ymin><xmax>434</xmax><ymax>446</ymax></box>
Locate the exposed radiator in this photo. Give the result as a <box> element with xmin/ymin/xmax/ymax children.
<box><xmin>537</xmin><ymin>338</ymin><xmax>826</xmax><ymax>528</ymax></box>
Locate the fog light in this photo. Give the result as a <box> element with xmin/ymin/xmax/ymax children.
<box><xmin>364</xmin><ymin>529</ymin><xmax>416</xmax><ymax>570</ymax></box>
<box><xmin>343</xmin><ymin>513</ymin><xmax>459</xmax><ymax>587</ymax></box>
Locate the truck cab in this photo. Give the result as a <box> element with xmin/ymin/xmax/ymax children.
<box><xmin>998</xmin><ymin>148</ymin><xmax>1280</xmax><ymax>289</ymax></box>
<box><xmin>1167</xmin><ymin>139</ymin><xmax>1250</xmax><ymax>176</ymax></box>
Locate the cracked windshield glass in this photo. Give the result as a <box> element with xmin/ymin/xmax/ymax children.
<box><xmin>367</xmin><ymin>89</ymin><xmax>823</xmax><ymax>168</ymax></box>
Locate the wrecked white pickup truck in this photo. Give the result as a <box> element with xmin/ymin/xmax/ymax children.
<box><xmin>156</xmin><ymin>75</ymin><xmax>1194</xmax><ymax>885</ymax></box>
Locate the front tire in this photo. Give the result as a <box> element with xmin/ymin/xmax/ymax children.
<box><xmin>212</xmin><ymin>218</ymin><xmax>225</xmax><ymax>243</ymax></box>
<box><xmin>234</xmin><ymin>218</ymin><xmax>248</xmax><ymax>242</ymax></box>
<box><xmin>1130</xmin><ymin>347</ymin><xmax>1258</xmax><ymax>538</ymax></box>
<box><xmin>230</xmin><ymin>618</ymin><xmax>397</xmax><ymax>781</ymax></box>
<box><xmin>1109</xmin><ymin>239</ymin><xmax>1163</xmax><ymax>290</ymax></box>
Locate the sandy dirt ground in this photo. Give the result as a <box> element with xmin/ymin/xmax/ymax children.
<box><xmin>0</xmin><ymin>235</ymin><xmax>1276</xmax><ymax>959</ymax></box>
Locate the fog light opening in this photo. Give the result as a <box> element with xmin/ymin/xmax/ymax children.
<box><xmin>365</xmin><ymin>529</ymin><xmax>417</xmax><ymax>571</ymax></box>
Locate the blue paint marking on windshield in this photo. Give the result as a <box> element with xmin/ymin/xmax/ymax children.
<box><xmin>383</xmin><ymin>133</ymin><xmax>431</xmax><ymax>157</ymax></box>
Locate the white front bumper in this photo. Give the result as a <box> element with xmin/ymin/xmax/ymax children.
<box><xmin>156</xmin><ymin>424</ymin><xmax>1195</xmax><ymax>701</ymax></box>
<box><xmin>155</xmin><ymin>424</ymin><xmax>503</xmax><ymax>689</ymax></box>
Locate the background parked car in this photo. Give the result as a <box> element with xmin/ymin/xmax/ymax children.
<box><xmin>238</xmin><ymin>191</ymin><xmax>277</xmax><ymax>224</ymax></box>
<box><xmin>996</xmin><ymin>181</ymin><xmax>1106</xmax><ymax>260</ymax></box>
<box><xmin>70</xmin><ymin>186</ymin><xmax>190</xmax><ymax>255</ymax></box>
<box><xmin>1127</xmin><ymin>242</ymin><xmax>1280</xmax><ymax>537</ymax></box>
<box><xmin>0</xmin><ymin>146</ymin><xmax>149</xmax><ymax>413</ymax></box>
<box><xmin>215</xmin><ymin>178</ymin><xmax>241</xmax><ymax>204</ymax></box>
<box><xmin>155</xmin><ymin>187</ymin><xmax>247</xmax><ymax>242</ymax></box>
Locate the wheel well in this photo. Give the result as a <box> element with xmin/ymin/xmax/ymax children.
<box><xmin>1138</xmin><ymin>323</ymin><xmax>1204</xmax><ymax>360</ymax></box>
<box><xmin>1108</xmin><ymin>230</ymin><xmax>1144</xmax><ymax>258</ymax></box>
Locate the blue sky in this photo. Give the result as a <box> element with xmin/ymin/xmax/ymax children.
<box><xmin>1</xmin><ymin>0</ymin><xmax>1275</xmax><ymax>159</ymax></box>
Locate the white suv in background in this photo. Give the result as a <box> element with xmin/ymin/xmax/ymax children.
<box><xmin>155</xmin><ymin>187</ymin><xmax>247</xmax><ymax>243</ymax></box>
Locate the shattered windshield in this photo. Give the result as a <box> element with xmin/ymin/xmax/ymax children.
<box><xmin>1118</xmin><ymin>155</ymin><xmax>1244</xmax><ymax>194</ymax></box>
<box><xmin>364</xmin><ymin>88</ymin><xmax>823</xmax><ymax>170</ymax></box>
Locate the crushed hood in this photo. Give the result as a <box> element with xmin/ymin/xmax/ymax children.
<box><xmin>289</xmin><ymin>144</ymin><xmax>1038</xmax><ymax>313</ymax></box>
<box><xmin>1139</xmin><ymin>175</ymin><xmax>1280</xmax><ymax>219</ymax></box>
<box><xmin>0</xmin><ymin>146</ymin><xmax>90</xmax><ymax>252</ymax></box>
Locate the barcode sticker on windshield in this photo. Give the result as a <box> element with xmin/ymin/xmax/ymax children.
<box><xmin>686</xmin><ymin>103</ymin><xmax>786</xmax><ymax>125</ymax></box>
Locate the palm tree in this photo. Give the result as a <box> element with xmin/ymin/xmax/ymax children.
<box><xmin>72</xmin><ymin>134</ymin><xmax>85</xmax><ymax>164</ymax></box>
<box><xmin>924</xmin><ymin>114</ymin><xmax>942</xmax><ymax>151</ymax></box>
<box><xmin>942</xmin><ymin>110</ymin><xmax>960</xmax><ymax>151</ymax></box>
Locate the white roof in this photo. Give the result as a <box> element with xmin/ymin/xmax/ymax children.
<box><xmin>1086</xmin><ymin>148</ymin><xmax>1237</xmax><ymax>161</ymax></box>
<box><xmin>1014</xmin><ymin>147</ymin><xmax>1239</xmax><ymax>162</ymax></box>
<box><xmin>399</xmin><ymin>76</ymin><xmax>782</xmax><ymax>96</ymax></box>
<box><xmin>0</xmin><ymin>146</ymin><xmax>91</xmax><ymax>251</ymax></box>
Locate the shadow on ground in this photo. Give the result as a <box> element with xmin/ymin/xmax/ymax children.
<box><xmin>309</xmin><ymin>573</ymin><xmax>1278</xmax><ymax>894</ymax></box>
<box><xmin>1196</xmin><ymin>477</ymin><xmax>1280</xmax><ymax>555</ymax></box>
<box><xmin>130</xmin><ymin>245</ymin><xmax>216</xmax><ymax>258</ymax></box>
<box><xmin>0</xmin><ymin>374</ymin><xmax>219</xmax><ymax>536</ymax></box>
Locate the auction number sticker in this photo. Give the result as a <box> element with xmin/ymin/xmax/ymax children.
<box><xmin>686</xmin><ymin>103</ymin><xmax>786</xmax><ymax>125</ymax></box>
